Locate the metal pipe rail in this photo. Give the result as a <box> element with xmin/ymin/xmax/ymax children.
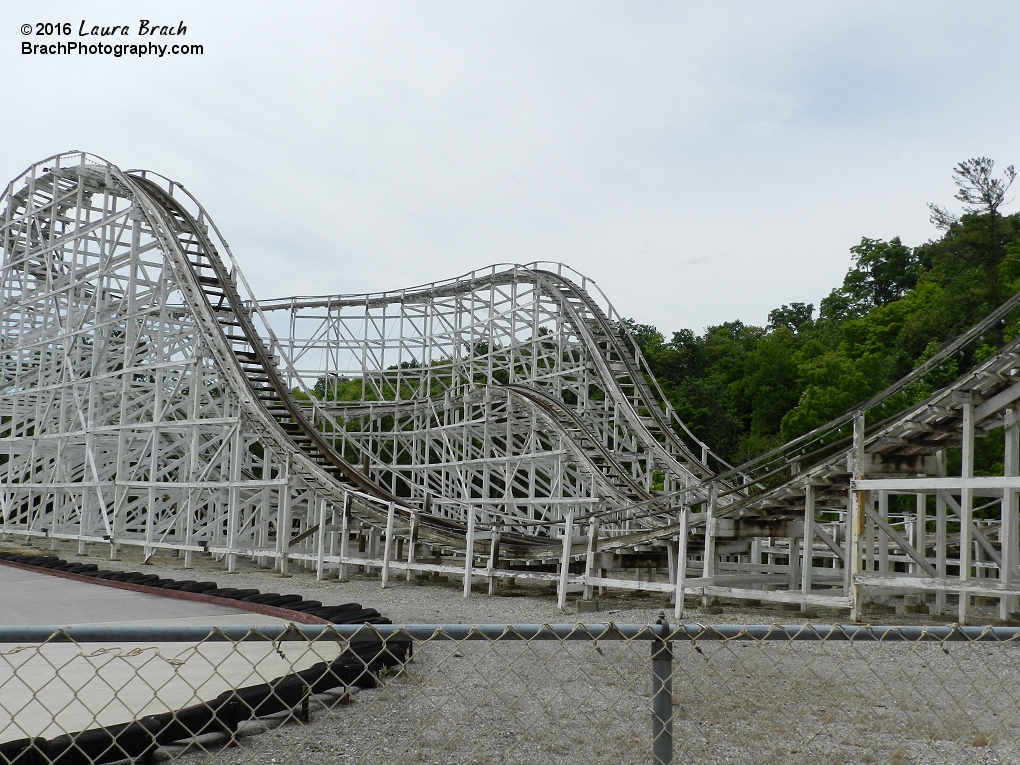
<box><xmin>4</xmin><ymin>623</ymin><xmax>1018</xmax><ymax>643</ymax></box>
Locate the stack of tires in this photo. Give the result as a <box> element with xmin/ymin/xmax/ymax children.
<box><xmin>0</xmin><ymin>551</ymin><xmax>410</xmax><ymax>765</ymax></box>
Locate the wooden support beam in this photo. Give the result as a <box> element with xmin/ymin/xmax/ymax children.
<box><xmin>849</xmin><ymin>411</ymin><xmax>865</xmax><ymax>622</ymax></box>
<box><xmin>1004</xmin><ymin>411</ymin><xmax>1019</xmax><ymax>618</ymax></box>
<box><xmin>674</xmin><ymin>507</ymin><xmax>689</xmax><ymax>619</ymax></box>
<box><xmin>463</xmin><ymin>508</ymin><xmax>476</xmax><ymax>599</ymax></box>
<box><xmin>558</xmin><ymin>508</ymin><xmax>574</xmax><ymax>611</ymax></box>
<box><xmin>801</xmin><ymin>486</ymin><xmax>814</xmax><ymax>609</ymax></box>
<box><xmin>862</xmin><ymin>504</ymin><xmax>937</xmax><ymax>577</ymax></box>
<box><xmin>381</xmin><ymin>501</ymin><xmax>395</xmax><ymax>589</ymax></box>
<box><xmin>338</xmin><ymin>492</ymin><xmax>350</xmax><ymax>582</ymax></box>
<box><xmin>583</xmin><ymin>517</ymin><xmax>600</xmax><ymax>601</ymax></box>
<box><xmin>975</xmin><ymin>380</ymin><xmax>1020</xmax><ymax>421</ymax></box>
<box><xmin>960</xmin><ymin>401</ymin><xmax>974</xmax><ymax>624</ymax></box>
<box><xmin>702</xmin><ymin>483</ymin><xmax>718</xmax><ymax>607</ymax></box>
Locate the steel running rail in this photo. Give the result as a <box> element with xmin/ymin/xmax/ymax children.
<box><xmin>113</xmin><ymin>167</ymin><xmax>541</xmax><ymax>554</ymax></box>
<box><xmin>260</xmin><ymin>264</ymin><xmax>734</xmax><ymax>511</ymax></box>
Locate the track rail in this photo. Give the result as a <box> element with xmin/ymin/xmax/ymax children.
<box><xmin>129</xmin><ymin>174</ymin><xmax>396</xmax><ymax>504</ymax></box>
<box><xmin>10</xmin><ymin>151</ymin><xmax>1020</xmax><ymax>617</ymax></box>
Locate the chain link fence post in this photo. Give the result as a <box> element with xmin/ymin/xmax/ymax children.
<box><xmin>651</xmin><ymin>612</ymin><xmax>673</xmax><ymax>765</ymax></box>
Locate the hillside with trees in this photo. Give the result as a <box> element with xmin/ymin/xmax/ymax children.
<box><xmin>629</xmin><ymin>158</ymin><xmax>1020</xmax><ymax>467</ymax></box>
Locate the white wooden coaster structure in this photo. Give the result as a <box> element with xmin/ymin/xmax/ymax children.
<box><xmin>3</xmin><ymin>151</ymin><xmax>1020</xmax><ymax>622</ymax></box>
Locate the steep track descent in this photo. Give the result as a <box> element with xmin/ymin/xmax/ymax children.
<box><xmin>7</xmin><ymin>151</ymin><xmax>1020</xmax><ymax>618</ymax></box>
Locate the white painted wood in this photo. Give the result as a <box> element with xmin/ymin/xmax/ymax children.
<box><xmin>702</xmin><ymin>484</ymin><xmax>717</xmax><ymax>606</ymax></box>
<box><xmin>583</xmin><ymin>517</ymin><xmax>600</xmax><ymax>601</ymax></box>
<box><xmin>406</xmin><ymin>511</ymin><xmax>419</xmax><ymax>582</ymax></box>
<box><xmin>558</xmin><ymin>507</ymin><xmax>574</xmax><ymax>611</ymax></box>
<box><xmin>1005</xmin><ymin>415</ymin><xmax>1020</xmax><ymax>618</ymax></box>
<box><xmin>463</xmin><ymin>508</ymin><xmax>476</xmax><ymax>599</ymax></box>
<box><xmin>381</xmin><ymin>501</ymin><xmax>395</xmax><ymax>589</ymax></box>
<box><xmin>960</xmin><ymin>401</ymin><xmax>974</xmax><ymax>623</ymax></box>
<box><xmin>853</xmin><ymin>476</ymin><xmax>1020</xmax><ymax>492</ymax></box>
<box><xmin>801</xmin><ymin>486</ymin><xmax>814</xmax><ymax>609</ymax></box>
<box><xmin>338</xmin><ymin>493</ymin><xmax>351</xmax><ymax>582</ymax></box>
<box><xmin>315</xmin><ymin>498</ymin><xmax>327</xmax><ymax>581</ymax></box>
<box><xmin>674</xmin><ymin>507</ymin><xmax>689</xmax><ymax>619</ymax></box>
<box><xmin>849</xmin><ymin>411</ymin><xmax>865</xmax><ymax>622</ymax></box>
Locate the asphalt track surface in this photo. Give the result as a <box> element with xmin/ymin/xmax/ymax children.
<box><xmin>0</xmin><ymin>565</ymin><xmax>338</xmax><ymax>744</ymax></box>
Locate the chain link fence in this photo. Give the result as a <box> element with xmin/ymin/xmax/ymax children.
<box><xmin>3</xmin><ymin>621</ymin><xmax>1020</xmax><ymax>765</ymax></box>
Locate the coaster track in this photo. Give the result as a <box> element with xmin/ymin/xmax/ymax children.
<box><xmin>4</xmin><ymin>152</ymin><xmax>1020</xmax><ymax>621</ymax></box>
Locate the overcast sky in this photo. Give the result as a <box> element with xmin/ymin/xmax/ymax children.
<box><xmin>2</xmin><ymin>1</ymin><xmax>1019</xmax><ymax>334</ymax></box>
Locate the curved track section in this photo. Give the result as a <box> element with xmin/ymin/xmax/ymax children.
<box><xmin>258</xmin><ymin>263</ymin><xmax>737</xmax><ymax>533</ymax></box>
<box><xmin>7</xmin><ymin>151</ymin><xmax>1020</xmax><ymax>619</ymax></box>
<box><xmin>0</xmin><ymin>152</ymin><xmax>703</xmax><ymax>574</ymax></box>
<box><xmin>0</xmin><ymin>153</ymin><xmax>534</xmax><ymax>572</ymax></box>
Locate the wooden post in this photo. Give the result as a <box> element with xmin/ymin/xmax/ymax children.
<box><xmin>935</xmin><ymin>452</ymin><xmax>948</xmax><ymax>615</ymax></box>
<box><xmin>463</xmin><ymin>508</ymin><xmax>476</xmax><ymax>598</ymax></box>
<box><xmin>864</xmin><ymin>495</ymin><xmax>875</xmax><ymax>573</ymax></box>
<box><xmin>225</xmin><ymin>427</ymin><xmax>242</xmax><ymax>573</ymax></box>
<box><xmin>328</xmin><ymin>501</ymin><xmax>339</xmax><ymax>558</ymax></box>
<box><xmin>960</xmin><ymin>401</ymin><xmax>974</xmax><ymax>624</ymax></box>
<box><xmin>487</xmin><ymin>522</ymin><xmax>500</xmax><ymax>595</ymax></box>
<box><xmin>338</xmin><ymin>492</ymin><xmax>351</xmax><ymax>582</ymax></box>
<box><xmin>788</xmin><ymin>536</ymin><xmax>801</xmax><ymax>595</ymax></box>
<box><xmin>751</xmin><ymin>536</ymin><xmax>761</xmax><ymax>586</ymax></box>
<box><xmin>315</xmin><ymin>498</ymin><xmax>327</xmax><ymax>581</ymax></box>
<box><xmin>702</xmin><ymin>484</ymin><xmax>717</xmax><ymax>607</ymax></box>
<box><xmin>558</xmin><ymin>507</ymin><xmax>574</xmax><ymax>611</ymax></box>
<box><xmin>849</xmin><ymin>411</ymin><xmax>866</xmax><ymax>622</ymax></box>
<box><xmin>877</xmin><ymin>490</ymin><xmax>889</xmax><ymax>573</ymax></box>
<box><xmin>278</xmin><ymin>480</ymin><xmax>292</xmax><ymax>576</ymax></box>
<box><xmin>583</xmin><ymin>517</ymin><xmax>600</xmax><ymax>601</ymax></box>
<box><xmin>1002</xmin><ymin>409</ymin><xmax>1019</xmax><ymax>619</ymax></box>
<box><xmin>914</xmin><ymin>492</ymin><xmax>926</xmax><ymax>577</ymax></box>
<box><xmin>802</xmin><ymin>485</ymin><xmax>814</xmax><ymax>610</ymax></box>
<box><xmin>406</xmin><ymin>511</ymin><xmax>419</xmax><ymax>582</ymax></box>
<box><xmin>381</xmin><ymin>501</ymin><xmax>395</xmax><ymax>589</ymax></box>
<box><xmin>674</xmin><ymin>506</ymin><xmax>689</xmax><ymax>619</ymax></box>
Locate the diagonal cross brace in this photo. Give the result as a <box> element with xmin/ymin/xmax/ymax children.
<box><xmin>939</xmin><ymin>492</ymin><xmax>1003</xmax><ymax>567</ymax></box>
<box><xmin>862</xmin><ymin>504</ymin><xmax>938</xmax><ymax>577</ymax></box>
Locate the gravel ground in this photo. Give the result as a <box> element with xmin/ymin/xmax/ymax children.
<box><xmin>5</xmin><ymin>539</ymin><xmax>1020</xmax><ymax>764</ymax></box>
<box><xmin>5</xmin><ymin>538</ymin><xmax>1006</xmax><ymax>627</ymax></box>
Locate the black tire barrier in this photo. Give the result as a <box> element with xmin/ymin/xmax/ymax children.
<box><xmin>157</xmin><ymin>580</ymin><xmax>198</xmax><ymax>590</ymax></box>
<box><xmin>218</xmin><ymin>588</ymin><xmax>261</xmax><ymax>599</ymax></box>
<box><xmin>263</xmin><ymin>594</ymin><xmax>304</xmax><ymax>608</ymax></box>
<box><xmin>239</xmin><ymin>592</ymin><xmax>281</xmax><ymax>604</ymax></box>
<box><xmin>281</xmin><ymin>600</ymin><xmax>323</xmax><ymax>612</ymax></box>
<box><xmin>107</xmin><ymin>572</ymin><xmax>156</xmax><ymax>584</ymax></box>
<box><xmin>101</xmin><ymin>572</ymin><xmax>132</xmax><ymax>581</ymax></box>
<box><xmin>58</xmin><ymin>563</ymin><xmax>97</xmax><ymax>574</ymax></box>
<box><xmin>236</xmin><ymin>593</ymin><xmax>299</xmax><ymax>608</ymax></box>
<box><xmin>204</xmin><ymin>587</ymin><xmax>244</xmax><ymax>598</ymax></box>
<box><xmin>0</xmin><ymin>636</ymin><xmax>412</xmax><ymax>765</ymax></box>
<box><xmin>330</xmin><ymin>608</ymin><xmax>381</xmax><ymax>624</ymax></box>
<box><xmin>31</xmin><ymin>557</ymin><xmax>63</xmax><ymax>569</ymax></box>
<box><xmin>175</xmin><ymin>581</ymin><xmax>219</xmax><ymax>593</ymax></box>
<box><xmin>0</xmin><ymin>551</ymin><xmax>413</xmax><ymax>765</ymax></box>
<box><xmin>305</xmin><ymin>602</ymin><xmax>362</xmax><ymax>618</ymax></box>
<box><xmin>306</xmin><ymin>607</ymin><xmax>361</xmax><ymax>621</ymax></box>
<box><xmin>2</xmin><ymin>553</ymin><xmax>403</xmax><ymax>628</ymax></box>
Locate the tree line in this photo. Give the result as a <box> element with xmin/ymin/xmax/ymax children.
<box><xmin>628</xmin><ymin>158</ymin><xmax>1020</xmax><ymax>467</ymax></box>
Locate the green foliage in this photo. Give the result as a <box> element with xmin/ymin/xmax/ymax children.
<box><xmin>313</xmin><ymin>375</ymin><xmax>363</xmax><ymax>401</ymax></box>
<box><xmin>631</xmin><ymin>160</ymin><xmax>1020</xmax><ymax>466</ymax></box>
